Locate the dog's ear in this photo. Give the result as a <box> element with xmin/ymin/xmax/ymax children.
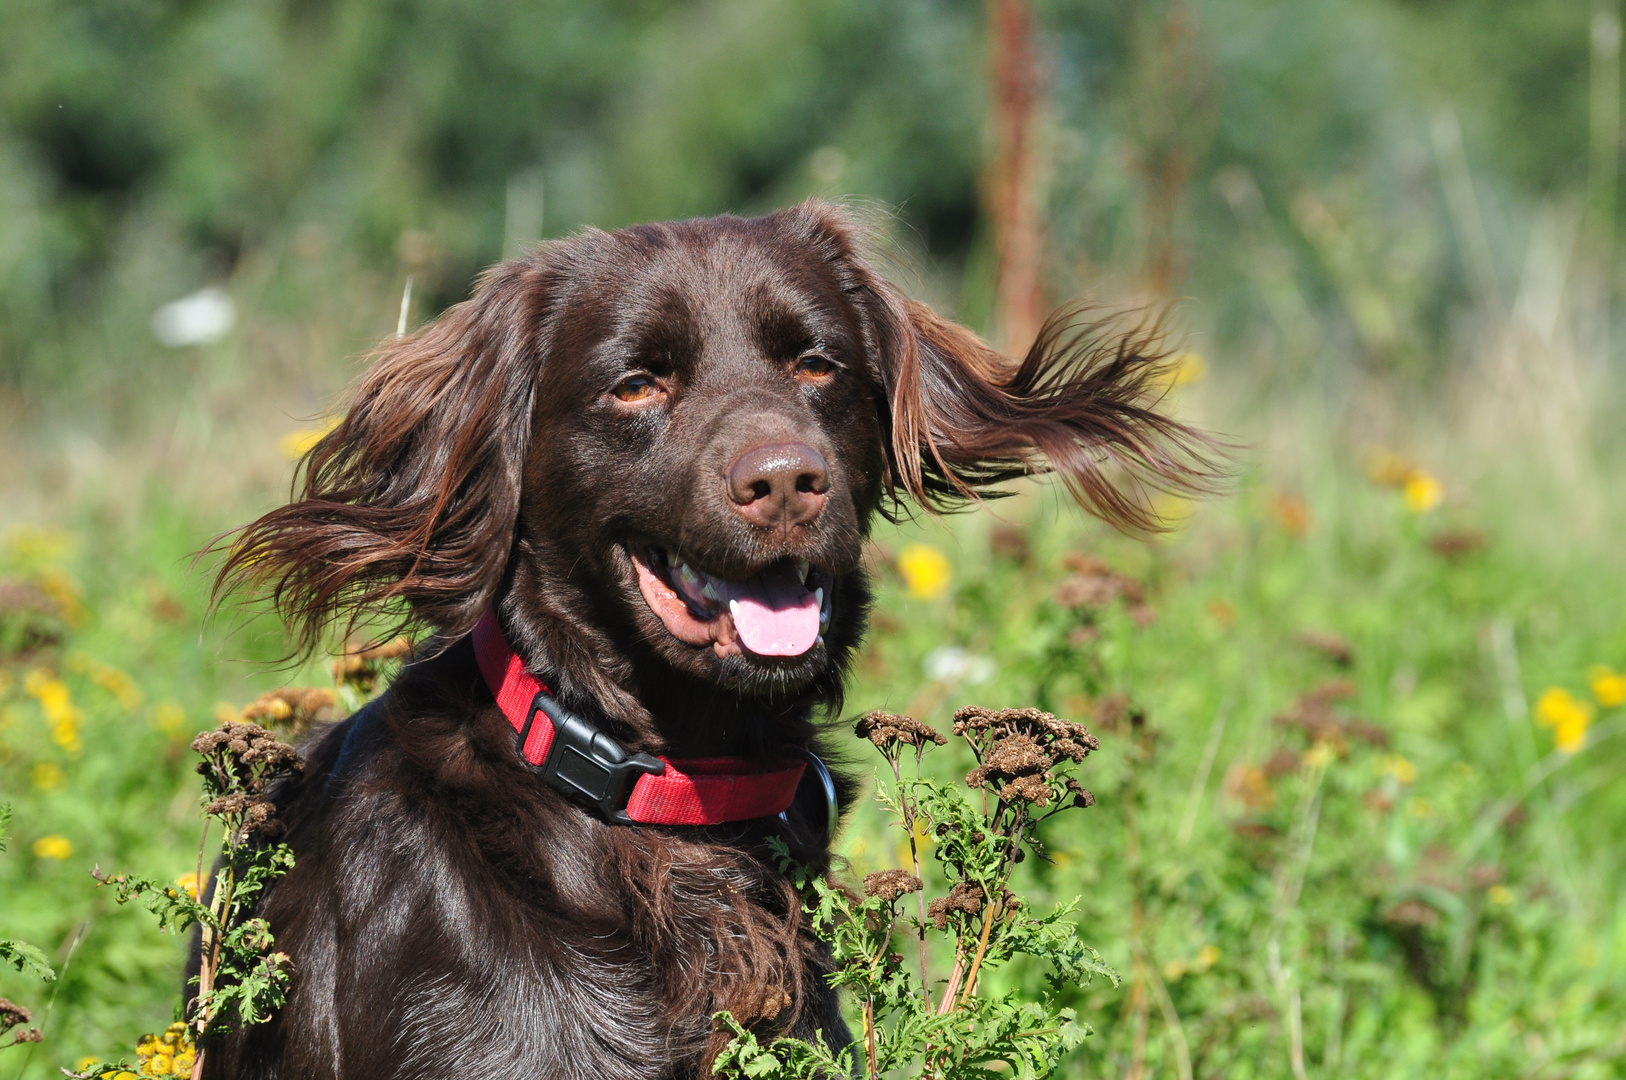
<box><xmin>786</xmin><ymin>201</ymin><xmax>1226</xmax><ymax>529</ymax></box>
<box><xmin>215</xmin><ymin>256</ymin><xmax>556</xmax><ymax>657</ymax></box>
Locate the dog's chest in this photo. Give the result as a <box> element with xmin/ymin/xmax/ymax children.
<box><xmin>249</xmin><ymin>781</ymin><xmax>815</xmax><ymax>1078</ymax></box>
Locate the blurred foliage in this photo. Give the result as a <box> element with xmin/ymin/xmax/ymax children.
<box><xmin>0</xmin><ymin>0</ymin><xmax>1614</xmax><ymax>403</ymax></box>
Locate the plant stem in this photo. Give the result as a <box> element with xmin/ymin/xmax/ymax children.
<box><xmin>896</xmin><ymin>757</ymin><xmax>933</xmax><ymax>1011</ymax></box>
<box><xmin>937</xmin><ymin>951</ymin><xmax>966</xmax><ymax>1015</ymax></box>
<box><xmin>956</xmin><ymin>903</ymin><xmax>998</xmax><ymax>1008</ymax></box>
<box><xmin>863</xmin><ymin>997</ymin><xmax>878</xmax><ymax>1078</ymax></box>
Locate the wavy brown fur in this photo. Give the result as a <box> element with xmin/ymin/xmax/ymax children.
<box><xmin>212</xmin><ymin>257</ymin><xmax>554</xmax><ymax>658</ymax></box>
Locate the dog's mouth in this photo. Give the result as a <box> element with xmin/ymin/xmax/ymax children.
<box><xmin>632</xmin><ymin>545</ymin><xmax>833</xmax><ymax>660</ymax></box>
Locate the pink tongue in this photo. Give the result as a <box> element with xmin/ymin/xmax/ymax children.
<box><xmin>722</xmin><ymin>564</ymin><xmax>820</xmax><ymax>656</ymax></box>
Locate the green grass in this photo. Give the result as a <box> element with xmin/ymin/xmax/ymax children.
<box><xmin>2</xmin><ymin>459</ymin><xmax>1624</xmax><ymax>1078</ymax></box>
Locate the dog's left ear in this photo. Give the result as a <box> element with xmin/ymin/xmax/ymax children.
<box><xmin>215</xmin><ymin>254</ymin><xmax>559</xmax><ymax>657</ymax></box>
<box><xmin>784</xmin><ymin>201</ymin><xmax>1226</xmax><ymax>530</ymax></box>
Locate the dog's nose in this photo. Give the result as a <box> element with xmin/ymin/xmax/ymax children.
<box><xmin>727</xmin><ymin>442</ymin><xmax>830</xmax><ymax>529</ymax></box>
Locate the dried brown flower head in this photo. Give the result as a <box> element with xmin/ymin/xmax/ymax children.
<box><xmin>1297</xmin><ymin>629</ymin><xmax>1354</xmax><ymax>666</ymax></box>
<box><xmin>0</xmin><ymin>998</ymin><xmax>31</xmax><ymax>1029</ymax></box>
<box><xmin>1273</xmin><ymin>681</ymin><xmax>1387</xmax><ymax>750</ymax></box>
<box><xmin>1065</xmin><ymin>778</ymin><xmax>1095</xmax><ymax>808</ymax></box>
<box><xmin>241</xmin><ymin>686</ymin><xmax>337</xmax><ymax>737</ymax></box>
<box><xmin>1053</xmin><ymin>553</ymin><xmax>1154</xmax><ymax>623</ymax></box>
<box><xmin>927</xmin><ymin>881</ymin><xmax>987</xmax><ymax>930</ymax></box>
<box><xmin>332</xmin><ymin>637</ymin><xmax>412</xmax><ymax>693</ymax></box>
<box><xmin>953</xmin><ymin>706</ymin><xmax>1099</xmax><ymax>760</ymax></box>
<box><xmin>863</xmin><ymin>870</ymin><xmax>923</xmax><ymax>903</ymax></box>
<box><xmin>854</xmin><ymin>711</ymin><xmax>946</xmax><ymax>751</ymax></box>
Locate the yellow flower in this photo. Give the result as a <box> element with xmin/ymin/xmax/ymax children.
<box><xmin>175</xmin><ymin>871</ymin><xmax>204</xmax><ymax>899</ymax></box>
<box><xmin>32</xmin><ymin>762</ymin><xmax>63</xmax><ymax>789</ymax></box>
<box><xmin>35</xmin><ymin>569</ymin><xmax>84</xmax><ymax>625</ymax></box>
<box><xmin>75</xmin><ymin>1057</ymin><xmax>98</xmax><ymax>1072</ymax></box>
<box><xmin>24</xmin><ymin>669</ymin><xmax>82</xmax><ymax>753</ymax></box>
<box><xmin>1487</xmin><ymin>885</ymin><xmax>1513</xmax><ymax>906</ymax></box>
<box><xmin>1554</xmin><ymin>714</ymin><xmax>1590</xmax><ymax>755</ymax></box>
<box><xmin>1302</xmin><ymin>742</ymin><xmax>1337</xmax><ymax>769</ymax></box>
<box><xmin>1589</xmin><ymin>665</ymin><xmax>1626</xmax><ymax>708</ymax></box>
<box><xmin>1196</xmin><ymin>944</ymin><xmax>1221</xmax><ymax>970</ymax></box>
<box><xmin>278</xmin><ymin>416</ymin><xmax>341</xmax><ymax>461</ymax></box>
<box><xmin>1161</xmin><ymin>958</ymin><xmax>1188</xmax><ymax>982</ymax></box>
<box><xmin>151</xmin><ymin>701</ymin><xmax>187</xmax><ymax>737</ymax></box>
<box><xmin>1156</xmin><ymin>351</ymin><xmax>1206</xmax><ymax>389</ymax></box>
<box><xmin>1535</xmin><ymin>687</ymin><xmax>1593</xmax><ymax>754</ymax></box>
<box><xmin>32</xmin><ymin>834</ymin><xmax>73</xmax><ymax>860</ymax></box>
<box><xmin>1383</xmin><ymin>755</ymin><xmax>1417</xmax><ymax>785</ymax></box>
<box><xmin>1402</xmin><ymin>472</ymin><xmax>1443</xmax><ymax>514</ymax></box>
<box><xmin>2</xmin><ymin>523</ymin><xmax>72</xmax><ymax>560</ymax></box>
<box><xmin>896</xmin><ymin>543</ymin><xmax>952</xmax><ymax>600</ymax></box>
<box><xmin>146</xmin><ymin>1052</ymin><xmax>174</xmax><ymax>1076</ymax></box>
<box><xmin>68</xmin><ymin>653</ymin><xmax>144</xmax><ymax>711</ymax></box>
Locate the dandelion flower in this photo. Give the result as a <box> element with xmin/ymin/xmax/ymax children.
<box><xmin>1534</xmin><ymin>687</ymin><xmax>1592</xmax><ymax>729</ymax></box>
<box><xmin>1589</xmin><ymin>665</ymin><xmax>1626</xmax><ymax>708</ymax></box>
<box><xmin>1554</xmin><ymin>714</ymin><xmax>1590</xmax><ymax>755</ymax></box>
<box><xmin>32</xmin><ymin>834</ymin><xmax>73</xmax><ymax>860</ymax></box>
<box><xmin>1403</xmin><ymin>472</ymin><xmax>1443</xmax><ymax>513</ymax></box>
<box><xmin>896</xmin><ymin>543</ymin><xmax>952</xmax><ymax>600</ymax></box>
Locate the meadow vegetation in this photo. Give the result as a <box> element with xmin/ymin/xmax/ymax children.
<box><xmin>3</xmin><ymin>0</ymin><xmax>1625</xmax><ymax>1076</ymax></box>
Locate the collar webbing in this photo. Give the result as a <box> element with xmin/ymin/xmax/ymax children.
<box><xmin>471</xmin><ymin>609</ymin><xmax>807</xmax><ymax>826</ymax></box>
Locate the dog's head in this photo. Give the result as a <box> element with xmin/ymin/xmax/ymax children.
<box><xmin>221</xmin><ymin>202</ymin><xmax>1217</xmax><ymax>738</ymax></box>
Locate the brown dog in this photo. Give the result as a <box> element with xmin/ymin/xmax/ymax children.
<box><xmin>212</xmin><ymin>201</ymin><xmax>1214</xmax><ymax>1078</ymax></box>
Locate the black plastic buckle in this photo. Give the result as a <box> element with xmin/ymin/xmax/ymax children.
<box><xmin>517</xmin><ymin>691</ymin><xmax>665</xmax><ymax>825</ymax></box>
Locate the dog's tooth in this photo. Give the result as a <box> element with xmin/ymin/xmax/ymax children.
<box><xmin>814</xmin><ymin>587</ymin><xmax>823</xmax><ymax>609</ymax></box>
<box><xmin>816</xmin><ymin>635</ymin><xmax>825</xmax><ymax>647</ymax></box>
<box><xmin>728</xmin><ymin>599</ymin><xmax>742</xmax><ymax>621</ymax></box>
<box><xmin>796</xmin><ymin>558</ymin><xmax>811</xmax><ymax>583</ymax></box>
<box><xmin>701</xmin><ymin>580</ymin><xmax>719</xmax><ymax>603</ymax></box>
<box><xmin>679</xmin><ymin>562</ymin><xmax>701</xmax><ymax>588</ymax></box>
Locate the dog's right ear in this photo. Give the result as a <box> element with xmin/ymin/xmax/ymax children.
<box><xmin>214</xmin><ymin>255</ymin><xmax>557</xmax><ymax>658</ymax></box>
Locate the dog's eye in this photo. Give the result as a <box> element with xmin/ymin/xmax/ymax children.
<box><xmin>612</xmin><ymin>374</ymin><xmax>664</xmax><ymax>402</ymax></box>
<box><xmin>795</xmin><ymin>354</ymin><xmax>835</xmax><ymax>380</ymax></box>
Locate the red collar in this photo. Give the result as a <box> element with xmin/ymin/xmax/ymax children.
<box><xmin>471</xmin><ymin>609</ymin><xmax>807</xmax><ymax>827</ymax></box>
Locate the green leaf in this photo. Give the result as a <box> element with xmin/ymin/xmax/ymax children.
<box><xmin>0</xmin><ymin>937</ymin><xmax>56</xmax><ymax>981</ymax></box>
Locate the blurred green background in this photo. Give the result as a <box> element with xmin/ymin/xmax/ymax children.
<box><xmin>2</xmin><ymin>1</ymin><xmax>1624</xmax><ymax>1077</ymax></box>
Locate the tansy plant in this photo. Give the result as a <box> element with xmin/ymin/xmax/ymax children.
<box><xmin>69</xmin><ymin>721</ymin><xmax>302</xmax><ymax>1080</ymax></box>
<box><xmin>713</xmin><ymin>706</ymin><xmax>1118</xmax><ymax>1080</ymax></box>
